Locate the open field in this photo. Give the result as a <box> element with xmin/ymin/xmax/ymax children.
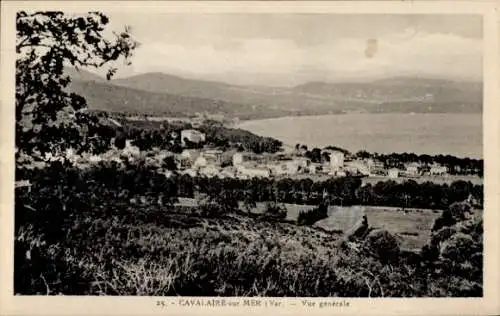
<box><xmin>177</xmin><ymin>198</ymin><xmax>443</xmax><ymax>251</ymax></box>
<box><xmin>365</xmin><ymin>206</ymin><xmax>442</xmax><ymax>251</ymax></box>
<box><xmin>314</xmin><ymin>206</ymin><xmax>365</xmax><ymax>235</ymax></box>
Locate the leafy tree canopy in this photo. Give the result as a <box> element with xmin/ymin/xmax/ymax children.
<box><xmin>16</xmin><ymin>11</ymin><xmax>139</xmax><ymax>164</ymax></box>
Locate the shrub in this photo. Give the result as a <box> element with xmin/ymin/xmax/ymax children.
<box><xmin>296</xmin><ymin>203</ymin><xmax>328</xmax><ymax>226</ymax></box>
<box><xmin>363</xmin><ymin>229</ymin><xmax>400</xmax><ymax>263</ymax></box>
<box><xmin>263</xmin><ymin>202</ymin><xmax>287</xmax><ymax>220</ymax></box>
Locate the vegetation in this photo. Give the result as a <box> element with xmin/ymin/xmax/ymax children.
<box><xmin>297</xmin><ymin>203</ymin><xmax>329</xmax><ymax>225</ymax></box>
<box><xmin>100</xmin><ymin>116</ymin><xmax>283</xmax><ymax>154</ymax></box>
<box><xmin>16</xmin><ymin>11</ymin><xmax>138</xmax><ymax>167</ymax></box>
<box><xmin>14</xmin><ymin>11</ymin><xmax>483</xmax><ymax>298</ymax></box>
<box><xmin>15</xmin><ymin>163</ymin><xmax>483</xmax><ymax>296</ymax></box>
<box><xmin>175</xmin><ymin>176</ymin><xmax>483</xmax><ymax>210</ymax></box>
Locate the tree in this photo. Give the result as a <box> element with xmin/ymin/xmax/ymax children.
<box><xmin>263</xmin><ymin>201</ymin><xmax>287</xmax><ymax>220</ymax></box>
<box><xmin>16</xmin><ymin>11</ymin><xmax>139</xmax><ymax>164</ymax></box>
<box><xmin>363</xmin><ymin>229</ymin><xmax>400</xmax><ymax>263</ymax></box>
<box><xmin>114</xmin><ymin>131</ymin><xmax>127</xmax><ymax>149</ymax></box>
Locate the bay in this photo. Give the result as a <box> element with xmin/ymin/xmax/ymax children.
<box><xmin>236</xmin><ymin>113</ymin><xmax>482</xmax><ymax>159</ymax></box>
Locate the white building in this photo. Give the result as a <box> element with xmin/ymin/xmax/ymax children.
<box><xmin>123</xmin><ymin>140</ymin><xmax>140</xmax><ymax>156</ymax></box>
<box><xmin>327</xmin><ymin>151</ymin><xmax>345</xmax><ymax>171</ymax></box>
<box><xmin>199</xmin><ymin>165</ymin><xmax>219</xmax><ymax>177</ymax></box>
<box><xmin>430</xmin><ymin>166</ymin><xmax>448</xmax><ymax>176</ymax></box>
<box><xmin>236</xmin><ymin>165</ymin><xmax>271</xmax><ymax>178</ymax></box>
<box><xmin>388</xmin><ymin>168</ymin><xmax>400</xmax><ymax>179</ymax></box>
<box><xmin>345</xmin><ymin>160</ymin><xmax>370</xmax><ymax>175</ymax></box>
<box><xmin>176</xmin><ymin>149</ymin><xmax>201</xmax><ymax>169</ymax></box>
<box><xmin>366</xmin><ymin>158</ymin><xmax>385</xmax><ymax>173</ymax></box>
<box><xmin>181</xmin><ymin>129</ymin><xmax>206</xmax><ymax>146</ymax></box>
<box><xmin>193</xmin><ymin>156</ymin><xmax>208</xmax><ymax>169</ymax></box>
<box><xmin>232</xmin><ymin>152</ymin><xmax>245</xmax><ymax>166</ymax></box>
<box><xmin>202</xmin><ymin>149</ymin><xmax>224</xmax><ymax>165</ymax></box>
<box><xmin>405</xmin><ymin>165</ymin><xmax>420</xmax><ymax>176</ymax></box>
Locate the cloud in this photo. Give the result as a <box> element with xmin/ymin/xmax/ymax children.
<box><xmin>111</xmin><ymin>28</ymin><xmax>481</xmax><ymax>86</ymax></box>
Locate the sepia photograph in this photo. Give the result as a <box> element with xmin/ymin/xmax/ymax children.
<box><xmin>1</xmin><ymin>1</ymin><xmax>500</xmax><ymax>315</ymax></box>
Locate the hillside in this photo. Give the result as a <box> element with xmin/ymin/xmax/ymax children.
<box><xmin>293</xmin><ymin>77</ymin><xmax>482</xmax><ymax>112</ymax></box>
<box><xmin>66</xmin><ymin>68</ymin><xmax>483</xmax><ymax>117</ymax></box>
<box><xmin>67</xmin><ymin>78</ymin><xmax>293</xmax><ymax>119</ymax></box>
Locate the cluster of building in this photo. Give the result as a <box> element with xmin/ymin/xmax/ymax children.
<box><xmin>30</xmin><ymin>124</ymin><xmax>450</xmax><ymax>181</ymax></box>
<box><xmin>386</xmin><ymin>162</ymin><xmax>449</xmax><ymax>179</ymax></box>
<box><xmin>174</xmin><ymin>147</ymin><xmax>370</xmax><ymax>180</ymax></box>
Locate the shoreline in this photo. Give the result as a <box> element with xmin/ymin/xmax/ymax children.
<box><xmin>235</xmin><ymin>111</ymin><xmax>483</xmax><ymax>124</ymax></box>
<box><xmin>234</xmin><ymin>113</ymin><xmax>483</xmax><ymax>160</ymax></box>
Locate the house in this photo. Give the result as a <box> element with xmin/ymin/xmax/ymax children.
<box><xmin>366</xmin><ymin>158</ymin><xmax>384</xmax><ymax>172</ymax></box>
<box><xmin>123</xmin><ymin>140</ymin><xmax>140</xmax><ymax>156</ymax></box>
<box><xmin>294</xmin><ymin>157</ymin><xmax>311</xmax><ymax>168</ymax></box>
<box><xmin>236</xmin><ymin>165</ymin><xmax>271</xmax><ymax>178</ymax></box>
<box><xmin>176</xmin><ymin>149</ymin><xmax>201</xmax><ymax>169</ymax></box>
<box><xmin>325</xmin><ymin>150</ymin><xmax>345</xmax><ymax>171</ymax></box>
<box><xmin>181</xmin><ymin>129</ymin><xmax>206</xmax><ymax>146</ymax></box>
<box><xmin>219</xmin><ymin>168</ymin><xmax>236</xmax><ymax>179</ymax></box>
<box><xmin>345</xmin><ymin>160</ymin><xmax>370</xmax><ymax>176</ymax></box>
<box><xmin>180</xmin><ymin>169</ymin><xmax>198</xmax><ymax>177</ymax></box>
<box><xmin>335</xmin><ymin>170</ymin><xmax>347</xmax><ymax>177</ymax></box>
<box><xmin>232</xmin><ymin>152</ymin><xmax>265</xmax><ymax>166</ymax></box>
<box><xmin>430</xmin><ymin>165</ymin><xmax>448</xmax><ymax>176</ymax></box>
<box><xmin>193</xmin><ymin>156</ymin><xmax>208</xmax><ymax>169</ymax></box>
<box><xmin>307</xmin><ymin>164</ymin><xmax>319</xmax><ymax>174</ymax></box>
<box><xmin>202</xmin><ymin>149</ymin><xmax>224</xmax><ymax>165</ymax></box>
<box><xmin>388</xmin><ymin>168</ymin><xmax>400</xmax><ymax>178</ymax></box>
<box><xmin>284</xmin><ymin>161</ymin><xmax>301</xmax><ymax>175</ymax></box>
<box><xmin>89</xmin><ymin>155</ymin><xmax>102</xmax><ymax>163</ymax></box>
<box><xmin>233</xmin><ymin>152</ymin><xmax>245</xmax><ymax>166</ymax></box>
<box><xmin>405</xmin><ymin>165</ymin><xmax>420</xmax><ymax>177</ymax></box>
<box><xmin>199</xmin><ymin>165</ymin><xmax>219</xmax><ymax>177</ymax></box>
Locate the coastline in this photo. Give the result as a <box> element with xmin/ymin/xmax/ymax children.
<box><xmin>234</xmin><ymin>113</ymin><xmax>483</xmax><ymax>160</ymax></box>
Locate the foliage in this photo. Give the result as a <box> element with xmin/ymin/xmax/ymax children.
<box><xmin>101</xmin><ymin>116</ymin><xmax>282</xmax><ymax>154</ymax></box>
<box><xmin>362</xmin><ymin>229</ymin><xmax>400</xmax><ymax>264</ymax></box>
<box><xmin>15</xmin><ymin>162</ymin><xmax>483</xmax><ymax>297</ymax></box>
<box><xmin>263</xmin><ymin>202</ymin><xmax>287</xmax><ymax>220</ymax></box>
<box><xmin>175</xmin><ymin>175</ymin><xmax>482</xmax><ymax>211</ymax></box>
<box><xmin>420</xmin><ymin>203</ymin><xmax>483</xmax><ymax>296</ymax></box>
<box><xmin>296</xmin><ymin>203</ymin><xmax>328</xmax><ymax>225</ymax></box>
<box><xmin>16</xmin><ymin>11</ymin><xmax>138</xmax><ymax>164</ymax></box>
<box><xmin>432</xmin><ymin>201</ymin><xmax>473</xmax><ymax>232</ymax></box>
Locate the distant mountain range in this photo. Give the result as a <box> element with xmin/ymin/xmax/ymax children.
<box><xmin>65</xmin><ymin>67</ymin><xmax>483</xmax><ymax>119</ymax></box>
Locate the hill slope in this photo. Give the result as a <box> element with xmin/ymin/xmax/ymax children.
<box><xmin>67</xmin><ymin>79</ymin><xmax>292</xmax><ymax>119</ymax></box>
<box><xmin>66</xmin><ymin>68</ymin><xmax>483</xmax><ymax>116</ymax></box>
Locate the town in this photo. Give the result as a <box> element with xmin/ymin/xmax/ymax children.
<box><xmin>47</xmin><ymin>121</ymin><xmax>477</xmax><ymax>185</ymax></box>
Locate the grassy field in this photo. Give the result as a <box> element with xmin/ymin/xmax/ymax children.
<box><xmin>177</xmin><ymin>198</ymin><xmax>441</xmax><ymax>252</ymax></box>
<box><xmin>365</xmin><ymin>206</ymin><xmax>442</xmax><ymax>251</ymax></box>
<box><xmin>314</xmin><ymin>206</ymin><xmax>365</xmax><ymax>235</ymax></box>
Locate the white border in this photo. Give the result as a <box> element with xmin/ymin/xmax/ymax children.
<box><xmin>1</xmin><ymin>2</ymin><xmax>499</xmax><ymax>316</ymax></box>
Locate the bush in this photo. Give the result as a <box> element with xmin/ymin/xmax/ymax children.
<box><xmin>363</xmin><ymin>229</ymin><xmax>400</xmax><ymax>263</ymax></box>
<box><xmin>432</xmin><ymin>202</ymin><xmax>472</xmax><ymax>232</ymax></box>
<box><xmin>296</xmin><ymin>203</ymin><xmax>328</xmax><ymax>226</ymax></box>
<box><xmin>263</xmin><ymin>202</ymin><xmax>287</xmax><ymax>220</ymax></box>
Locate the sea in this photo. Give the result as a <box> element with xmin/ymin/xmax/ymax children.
<box><xmin>236</xmin><ymin>113</ymin><xmax>483</xmax><ymax>159</ymax></box>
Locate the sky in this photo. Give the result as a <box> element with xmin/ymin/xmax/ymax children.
<box><xmin>96</xmin><ymin>13</ymin><xmax>482</xmax><ymax>86</ymax></box>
